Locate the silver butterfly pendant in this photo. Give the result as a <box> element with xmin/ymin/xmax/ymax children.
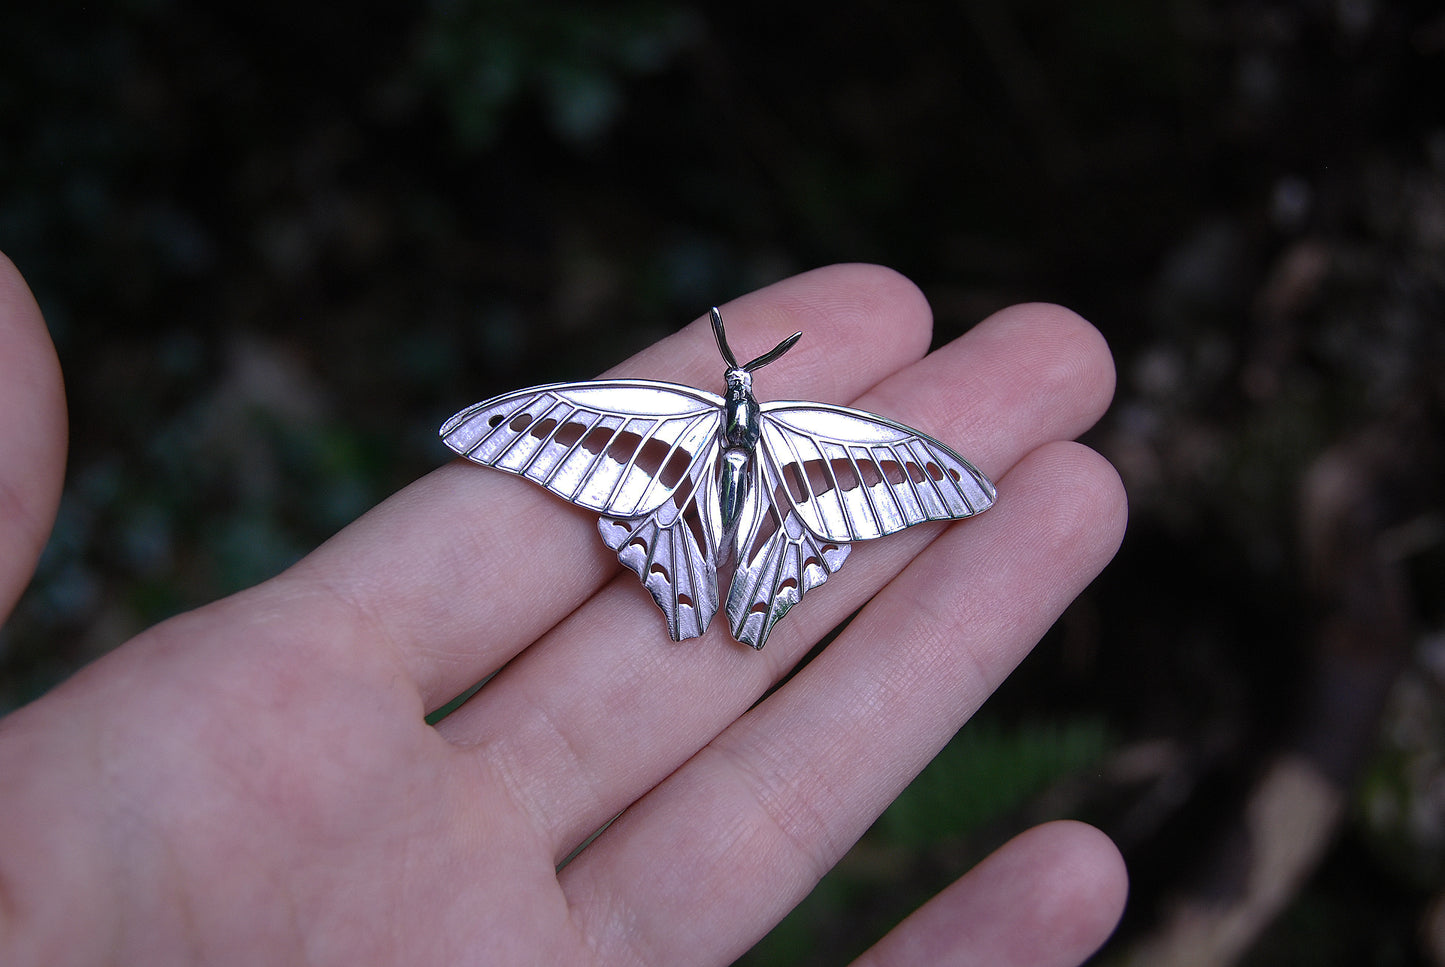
<box><xmin>441</xmin><ymin>308</ymin><xmax>996</xmax><ymax>649</ymax></box>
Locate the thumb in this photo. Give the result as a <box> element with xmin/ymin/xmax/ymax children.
<box><xmin>0</xmin><ymin>252</ymin><xmax>67</xmax><ymax>623</ymax></box>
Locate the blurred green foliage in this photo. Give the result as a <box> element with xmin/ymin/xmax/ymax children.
<box><xmin>874</xmin><ymin>717</ymin><xmax>1113</xmax><ymax>847</ymax></box>
<box><xmin>413</xmin><ymin>1</ymin><xmax>701</xmax><ymax>146</ymax></box>
<box><xmin>742</xmin><ymin>716</ymin><xmax>1113</xmax><ymax>965</ymax></box>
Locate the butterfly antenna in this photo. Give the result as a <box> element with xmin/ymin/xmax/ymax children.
<box><xmin>742</xmin><ymin>330</ymin><xmax>803</xmax><ymax>372</ymax></box>
<box><xmin>709</xmin><ymin>307</ymin><xmax>741</xmax><ymax>369</ymax></box>
<box><xmin>711</xmin><ymin>306</ymin><xmax>804</xmax><ymax>372</ymax></box>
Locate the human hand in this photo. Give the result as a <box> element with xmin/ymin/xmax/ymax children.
<box><xmin>0</xmin><ymin>256</ymin><xmax>1127</xmax><ymax>966</ymax></box>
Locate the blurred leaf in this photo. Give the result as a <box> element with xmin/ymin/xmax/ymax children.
<box><xmin>739</xmin><ymin>715</ymin><xmax>1113</xmax><ymax>967</ymax></box>
<box><xmin>877</xmin><ymin>715</ymin><xmax>1113</xmax><ymax>847</ymax></box>
<box><xmin>409</xmin><ymin>0</ymin><xmax>700</xmax><ymax>148</ymax></box>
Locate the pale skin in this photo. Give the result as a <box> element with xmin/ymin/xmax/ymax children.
<box><xmin>0</xmin><ymin>254</ymin><xmax>1129</xmax><ymax>966</ymax></box>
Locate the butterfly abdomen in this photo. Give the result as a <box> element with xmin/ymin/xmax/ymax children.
<box><xmin>717</xmin><ymin>446</ymin><xmax>750</xmax><ymax>542</ymax></box>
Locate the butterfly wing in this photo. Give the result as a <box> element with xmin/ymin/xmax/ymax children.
<box><xmin>723</xmin><ymin>401</ymin><xmax>995</xmax><ymax>649</ymax></box>
<box><xmin>440</xmin><ymin>379</ymin><xmax>726</xmax><ymax>641</ymax></box>
<box><xmin>757</xmin><ymin>401</ymin><xmax>995</xmax><ymax>539</ymax></box>
<box><xmin>596</xmin><ymin>438</ymin><xmax>722</xmax><ymax>641</ymax></box>
<box><xmin>723</xmin><ymin>454</ymin><xmax>851</xmax><ymax>649</ymax></box>
<box><xmin>440</xmin><ymin>379</ymin><xmax>724</xmax><ymax>519</ymax></box>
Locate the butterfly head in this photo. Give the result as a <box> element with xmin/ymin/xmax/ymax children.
<box><xmin>709</xmin><ymin>307</ymin><xmax>803</xmax><ymax>382</ymax></box>
<box><xmin>724</xmin><ymin>367</ymin><xmax>754</xmax><ymax>394</ymax></box>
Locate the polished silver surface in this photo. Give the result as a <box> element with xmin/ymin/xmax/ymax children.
<box><xmin>440</xmin><ymin>308</ymin><xmax>996</xmax><ymax>649</ymax></box>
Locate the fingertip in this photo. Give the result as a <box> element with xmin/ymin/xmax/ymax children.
<box><xmin>615</xmin><ymin>263</ymin><xmax>936</xmax><ymax>403</ymax></box>
<box><xmin>978</xmin><ymin>301</ymin><xmax>1118</xmax><ymax>439</ymax></box>
<box><xmin>853</xmin><ymin>819</ymin><xmax>1127</xmax><ymax>967</ymax></box>
<box><xmin>1088</xmin><ymin>444</ymin><xmax>1130</xmax><ymax>561</ymax></box>
<box><xmin>1015</xmin><ymin>441</ymin><xmax>1129</xmax><ymax>572</ymax></box>
<box><xmin>735</xmin><ymin>263</ymin><xmax>936</xmax><ymax>392</ymax></box>
<box><xmin>808</xmin><ymin>262</ymin><xmax>935</xmax><ymax>347</ymax></box>
<box><xmin>1020</xmin><ymin>820</ymin><xmax>1129</xmax><ymax>954</ymax></box>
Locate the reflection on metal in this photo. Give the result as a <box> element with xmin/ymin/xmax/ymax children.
<box><xmin>441</xmin><ymin>308</ymin><xmax>995</xmax><ymax>649</ymax></box>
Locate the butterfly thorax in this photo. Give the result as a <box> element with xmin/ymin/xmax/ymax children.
<box><xmin>722</xmin><ymin>368</ymin><xmax>761</xmax><ymax>450</ymax></box>
<box><xmin>718</xmin><ymin>367</ymin><xmax>761</xmax><ymax>545</ymax></box>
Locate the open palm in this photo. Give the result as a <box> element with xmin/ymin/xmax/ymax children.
<box><xmin>0</xmin><ymin>257</ymin><xmax>1127</xmax><ymax>966</ymax></box>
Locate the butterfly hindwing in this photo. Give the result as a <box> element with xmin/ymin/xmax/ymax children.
<box><xmin>440</xmin><ymin>380</ymin><xmax>724</xmax><ymax>519</ymax></box>
<box><xmin>598</xmin><ymin>435</ymin><xmax>722</xmax><ymax>641</ymax></box>
<box><xmin>725</xmin><ymin>454</ymin><xmax>850</xmax><ymax>649</ymax></box>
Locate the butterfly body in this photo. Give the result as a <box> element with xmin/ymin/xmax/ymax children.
<box><xmin>441</xmin><ymin>309</ymin><xmax>994</xmax><ymax>649</ymax></box>
<box><xmin>717</xmin><ymin>366</ymin><xmax>763</xmax><ymax>554</ymax></box>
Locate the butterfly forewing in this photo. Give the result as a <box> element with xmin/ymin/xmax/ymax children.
<box><xmin>440</xmin><ymin>380</ymin><xmax>724</xmax><ymax>518</ymax></box>
<box><xmin>758</xmin><ymin>402</ymin><xmax>995</xmax><ymax>543</ymax></box>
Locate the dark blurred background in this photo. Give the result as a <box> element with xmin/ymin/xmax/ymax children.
<box><xmin>3</xmin><ymin>2</ymin><xmax>1444</xmax><ymax>963</ymax></box>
